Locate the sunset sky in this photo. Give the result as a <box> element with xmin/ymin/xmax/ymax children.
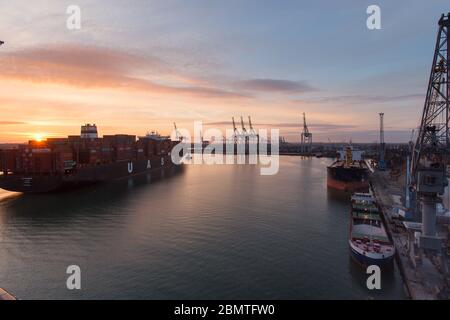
<box><xmin>0</xmin><ymin>0</ymin><xmax>448</xmax><ymax>143</ymax></box>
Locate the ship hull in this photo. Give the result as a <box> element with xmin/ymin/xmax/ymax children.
<box><xmin>0</xmin><ymin>155</ymin><xmax>176</xmax><ymax>193</ymax></box>
<box><xmin>349</xmin><ymin>240</ymin><xmax>394</xmax><ymax>268</ymax></box>
<box><xmin>327</xmin><ymin>164</ymin><xmax>369</xmax><ymax>192</ymax></box>
<box><xmin>349</xmin><ymin>193</ymin><xmax>395</xmax><ymax>269</ymax></box>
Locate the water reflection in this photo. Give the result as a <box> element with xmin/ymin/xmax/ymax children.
<box><xmin>0</xmin><ymin>158</ymin><xmax>405</xmax><ymax>299</ymax></box>
<box><xmin>0</xmin><ymin>165</ymin><xmax>185</xmax><ymax>223</ymax></box>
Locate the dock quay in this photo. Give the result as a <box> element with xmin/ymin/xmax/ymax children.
<box><xmin>371</xmin><ymin>171</ymin><xmax>449</xmax><ymax>300</ymax></box>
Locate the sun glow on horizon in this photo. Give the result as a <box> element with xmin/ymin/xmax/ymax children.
<box><xmin>33</xmin><ymin>133</ymin><xmax>46</xmax><ymax>142</ymax></box>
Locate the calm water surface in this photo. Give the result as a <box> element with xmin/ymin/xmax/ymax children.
<box><xmin>0</xmin><ymin>157</ymin><xmax>405</xmax><ymax>299</ymax></box>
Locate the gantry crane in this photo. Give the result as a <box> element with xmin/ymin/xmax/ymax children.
<box><xmin>248</xmin><ymin>116</ymin><xmax>256</xmax><ymax>136</ymax></box>
<box><xmin>240</xmin><ymin>116</ymin><xmax>248</xmax><ymax>141</ymax></box>
<box><xmin>300</xmin><ymin>113</ymin><xmax>312</xmax><ymax>154</ymax></box>
<box><xmin>232</xmin><ymin>117</ymin><xmax>239</xmax><ymax>142</ymax></box>
<box><xmin>247</xmin><ymin>116</ymin><xmax>259</xmax><ymax>143</ymax></box>
<box><xmin>410</xmin><ymin>13</ymin><xmax>450</xmax><ymax>252</ymax></box>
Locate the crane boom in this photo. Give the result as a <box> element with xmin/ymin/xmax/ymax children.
<box><xmin>232</xmin><ymin>117</ymin><xmax>238</xmax><ymax>133</ymax></box>
<box><xmin>408</xmin><ymin>13</ymin><xmax>450</xmax><ymax>252</ymax></box>
<box><xmin>173</xmin><ymin>122</ymin><xmax>182</xmax><ymax>141</ymax></box>
<box><xmin>411</xmin><ymin>14</ymin><xmax>450</xmax><ymax>183</ymax></box>
<box><xmin>303</xmin><ymin>113</ymin><xmax>309</xmax><ymax>134</ymax></box>
<box><xmin>240</xmin><ymin>116</ymin><xmax>247</xmax><ymax>134</ymax></box>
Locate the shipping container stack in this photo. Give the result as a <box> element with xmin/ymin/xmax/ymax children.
<box><xmin>136</xmin><ymin>138</ymin><xmax>146</xmax><ymax>160</ymax></box>
<box><xmin>100</xmin><ymin>138</ymin><xmax>113</xmax><ymax>164</ymax></box>
<box><xmin>0</xmin><ymin>129</ymin><xmax>176</xmax><ymax>177</ymax></box>
<box><xmin>104</xmin><ymin>135</ymin><xmax>136</xmax><ymax>162</ymax></box>
<box><xmin>137</xmin><ymin>137</ymin><xmax>157</xmax><ymax>159</ymax></box>
<box><xmin>68</xmin><ymin>136</ymin><xmax>103</xmax><ymax>166</ymax></box>
<box><xmin>46</xmin><ymin>138</ymin><xmax>75</xmax><ymax>173</ymax></box>
<box><xmin>0</xmin><ymin>148</ymin><xmax>17</xmax><ymax>175</ymax></box>
<box><xmin>28</xmin><ymin>140</ymin><xmax>52</xmax><ymax>174</ymax></box>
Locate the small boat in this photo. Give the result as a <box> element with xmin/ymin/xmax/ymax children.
<box><xmin>349</xmin><ymin>192</ymin><xmax>395</xmax><ymax>268</ymax></box>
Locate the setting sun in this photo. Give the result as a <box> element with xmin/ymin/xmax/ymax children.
<box><xmin>33</xmin><ymin>133</ymin><xmax>45</xmax><ymax>142</ymax></box>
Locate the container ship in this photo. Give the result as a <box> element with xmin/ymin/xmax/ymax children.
<box><xmin>349</xmin><ymin>193</ymin><xmax>395</xmax><ymax>268</ymax></box>
<box><xmin>0</xmin><ymin>124</ymin><xmax>180</xmax><ymax>193</ymax></box>
<box><xmin>327</xmin><ymin>145</ymin><xmax>369</xmax><ymax>192</ymax></box>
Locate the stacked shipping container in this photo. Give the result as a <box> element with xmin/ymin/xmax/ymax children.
<box><xmin>0</xmin><ymin>133</ymin><xmax>173</xmax><ymax>175</ymax></box>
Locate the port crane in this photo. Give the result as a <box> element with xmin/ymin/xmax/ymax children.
<box><xmin>378</xmin><ymin>113</ymin><xmax>386</xmax><ymax>170</ymax></box>
<box><xmin>240</xmin><ymin>116</ymin><xmax>248</xmax><ymax>143</ymax></box>
<box><xmin>232</xmin><ymin>117</ymin><xmax>239</xmax><ymax>142</ymax></box>
<box><xmin>409</xmin><ymin>13</ymin><xmax>450</xmax><ymax>252</ymax></box>
<box><xmin>248</xmin><ymin>116</ymin><xmax>258</xmax><ymax>140</ymax></box>
<box><xmin>173</xmin><ymin>122</ymin><xmax>184</xmax><ymax>141</ymax></box>
<box><xmin>300</xmin><ymin>113</ymin><xmax>312</xmax><ymax>154</ymax></box>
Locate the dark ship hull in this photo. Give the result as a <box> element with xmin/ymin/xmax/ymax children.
<box><xmin>0</xmin><ymin>155</ymin><xmax>175</xmax><ymax>193</ymax></box>
<box><xmin>327</xmin><ymin>162</ymin><xmax>369</xmax><ymax>192</ymax></box>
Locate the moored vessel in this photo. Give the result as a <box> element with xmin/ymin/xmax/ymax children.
<box><xmin>0</xmin><ymin>124</ymin><xmax>180</xmax><ymax>193</ymax></box>
<box><xmin>349</xmin><ymin>192</ymin><xmax>395</xmax><ymax>268</ymax></box>
<box><xmin>327</xmin><ymin>145</ymin><xmax>369</xmax><ymax>192</ymax></box>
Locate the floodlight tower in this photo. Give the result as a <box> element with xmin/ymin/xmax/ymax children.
<box><xmin>379</xmin><ymin>113</ymin><xmax>386</xmax><ymax>170</ymax></box>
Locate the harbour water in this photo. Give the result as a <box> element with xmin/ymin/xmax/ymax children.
<box><xmin>0</xmin><ymin>156</ymin><xmax>405</xmax><ymax>299</ymax></box>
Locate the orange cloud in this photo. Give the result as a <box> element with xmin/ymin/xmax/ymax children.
<box><xmin>0</xmin><ymin>45</ymin><xmax>250</xmax><ymax>100</ymax></box>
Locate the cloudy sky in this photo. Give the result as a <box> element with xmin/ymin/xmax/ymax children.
<box><xmin>0</xmin><ymin>0</ymin><xmax>448</xmax><ymax>142</ymax></box>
